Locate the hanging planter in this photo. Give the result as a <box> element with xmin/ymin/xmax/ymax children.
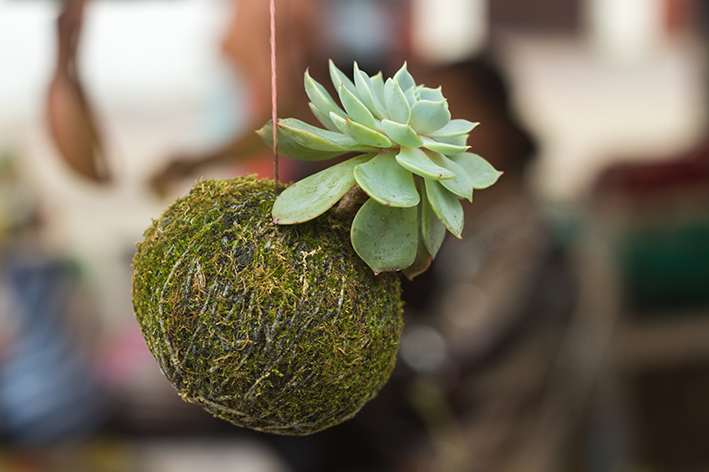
<box><xmin>132</xmin><ymin>177</ymin><xmax>402</xmax><ymax>435</ymax></box>
<box><xmin>131</xmin><ymin>61</ymin><xmax>499</xmax><ymax>435</ymax></box>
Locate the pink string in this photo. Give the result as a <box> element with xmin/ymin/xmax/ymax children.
<box><xmin>269</xmin><ymin>0</ymin><xmax>279</xmax><ymax>193</ymax></box>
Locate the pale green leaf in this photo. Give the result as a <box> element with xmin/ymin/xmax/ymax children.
<box><xmin>421</xmin><ymin>135</ymin><xmax>470</xmax><ymax>155</ymax></box>
<box><xmin>308</xmin><ymin>102</ymin><xmax>338</xmax><ymax>131</ymax></box>
<box><xmin>329</xmin><ymin>60</ymin><xmax>357</xmax><ymax>96</ymax></box>
<box><xmin>353</xmin><ymin>62</ymin><xmax>386</xmax><ymax>120</ymax></box>
<box><xmin>272</xmin><ymin>154</ymin><xmax>372</xmax><ymax>224</ymax></box>
<box><xmin>354</xmin><ymin>150</ymin><xmax>419</xmax><ymax>207</ymax></box>
<box><xmin>449</xmin><ymin>152</ymin><xmax>502</xmax><ymax>189</ymax></box>
<box><xmin>420</xmin><ymin>186</ymin><xmax>446</xmax><ymax>258</ymax></box>
<box><xmin>330</xmin><ymin>112</ymin><xmax>392</xmax><ymax>148</ymax></box>
<box><xmin>304</xmin><ymin>69</ymin><xmax>345</xmax><ymax>120</ymax></box>
<box><xmin>426</xmin><ymin>119</ymin><xmax>479</xmax><ymax>138</ymax></box>
<box><xmin>409</xmin><ymin>100</ymin><xmax>451</xmax><ymax>135</ymax></box>
<box><xmin>380</xmin><ymin>120</ymin><xmax>423</xmax><ymax>148</ymax></box>
<box><xmin>434</xmin><ymin>134</ymin><xmax>469</xmax><ymax>146</ymax></box>
<box><xmin>404</xmin><ymin>87</ymin><xmax>417</xmax><ymax>107</ymax></box>
<box><xmin>401</xmin><ymin>235</ymin><xmax>432</xmax><ymax>280</ymax></box>
<box><xmin>351</xmin><ymin>199</ymin><xmax>418</xmax><ymax>274</ymax></box>
<box><xmin>370</xmin><ymin>72</ymin><xmax>386</xmax><ymax>105</ymax></box>
<box><xmin>384</xmin><ymin>78</ymin><xmax>411</xmax><ymax>124</ymax></box>
<box><xmin>395</xmin><ymin>147</ymin><xmax>455</xmax><ymax>181</ymax></box>
<box><xmin>278</xmin><ymin>118</ymin><xmax>377</xmax><ymax>153</ymax></box>
<box><xmin>417</xmin><ymin>86</ymin><xmax>444</xmax><ymax>102</ymax></box>
<box><xmin>425</xmin><ymin>178</ymin><xmax>464</xmax><ymax>238</ymax></box>
<box><xmin>393</xmin><ymin>62</ymin><xmax>416</xmax><ymax>92</ymax></box>
<box><xmin>257</xmin><ymin>121</ymin><xmax>346</xmax><ymax>161</ymax></box>
<box><xmin>338</xmin><ymin>84</ymin><xmax>377</xmax><ymax>129</ymax></box>
<box><xmin>427</xmin><ymin>151</ymin><xmax>473</xmax><ymax>201</ymax></box>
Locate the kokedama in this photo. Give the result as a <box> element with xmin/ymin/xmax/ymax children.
<box><xmin>132</xmin><ymin>177</ymin><xmax>402</xmax><ymax>435</ymax></box>
<box><xmin>131</xmin><ymin>62</ymin><xmax>499</xmax><ymax>435</ymax></box>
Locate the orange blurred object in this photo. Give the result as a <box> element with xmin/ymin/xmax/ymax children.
<box><xmin>46</xmin><ymin>0</ymin><xmax>110</xmax><ymax>183</ymax></box>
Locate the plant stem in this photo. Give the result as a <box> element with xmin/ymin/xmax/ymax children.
<box><xmin>336</xmin><ymin>185</ymin><xmax>368</xmax><ymax>213</ymax></box>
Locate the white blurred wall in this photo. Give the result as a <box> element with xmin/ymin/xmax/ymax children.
<box><xmin>503</xmin><ymin>33</ymin><xmax>706</xmax><ymax>202</ymax></box>
<box><xmin>411</xmin><ymin>0</ymin><xmax>488</xmax><ymax>63</ymax></box>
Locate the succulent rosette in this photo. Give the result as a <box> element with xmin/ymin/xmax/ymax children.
<box><xmin>258</xmin><ymin>61</ymin><xmax>501</xmax><ymax>278</ymax></box>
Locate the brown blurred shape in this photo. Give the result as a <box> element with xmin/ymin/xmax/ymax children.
<box><xmin>47</xmin><ymin>0</ymin><xmax>110</xmax><ymax>183</ymax></box>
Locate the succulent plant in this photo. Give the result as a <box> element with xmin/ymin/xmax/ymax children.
<box><xmin>258</xmin><ymin>61</ymin><xmax>501</xmax><ymax>278</ymax></box>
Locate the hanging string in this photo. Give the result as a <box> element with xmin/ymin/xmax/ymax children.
<box><xmin>269</xmin><ymin>0</ymin><xmax>279</xmax><ymax>194</ymax></box>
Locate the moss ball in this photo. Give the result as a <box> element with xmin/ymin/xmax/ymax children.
<box><xmin>131</xmin><ymin>176</ymin><xmax>403</xmax><ymax>435</ymax></box>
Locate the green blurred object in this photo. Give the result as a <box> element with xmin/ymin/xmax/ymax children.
<box><xmin>617</xmin><ymin>220</ymin><xmax>709</xmax><ymax>315</ymax></box>
<box><xmin>594</xmin><ymin>144</ymin><xmax>709</xmax><ymax>317</ymax></box>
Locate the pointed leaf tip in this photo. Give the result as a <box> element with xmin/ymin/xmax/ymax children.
<box><xmin>449</xmin><ymin>152</ymin><xmax>502</xmax><ymax>189</ymax></box>
<box><xmin>330</xmin><ymin>113</ymin><xmax>391</xmax><ymax>148</ymax></box>
<box><xmin>329</xmin><ymin>60</ymin><xmax>357</xmax><ymax>96</ymax></box>
<box><xmin>384</xmin><ymin>78</ymin><xmax>411</xmax><ymax>124</ymax></box>
<box><xmin>393</xmin><ymin>62</ymin><xmax>416</xmax><ymax>92</ymax></box>
<box><xmin>428</xmin><ymin>151</ymin><xmax>474</xmax><ymax>201</ymax></box>
<box><xmin>380</xmin><ymin>120</ymin><xmax>423</xmax><ymax>149</ymax></box>
<box><xmin>395</xmin><ymin>147</ymin><xmax>455</xmax><ymax>181</ymax></box>
<box><xmin>258</xmin><ymin>120</ymin><xmax>347</xmax><ymax>161</ymax></box>
<box><xmin>427</xmin><ymin>119</ymin><xmax>478</xmax><ymax>138</ymax></box>
<box><xmin>353</xmin><ymin>62</ymin><xmax>386</xmax><ymax>120</ymax></box>
<box><xmin>305</xmin><ymin>69</ymin><xmax>346</xmax><ymax>121</ymax></box>
<box><xmin>277</xmin><ymin>118</ymin><xmax>377</xmax><ymax>154</ymax></box>
<box><xmin>339</xmin><ymin>84</ymin><xmax>377</xmax><ymax>129</ymax></box>
<box><xmin>421</xmin><ymin>136</ymin><xmax>469</xmax><ymax>155</ymax></box>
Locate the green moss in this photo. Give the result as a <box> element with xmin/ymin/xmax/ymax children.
<box><xmin>132</xmin><ymin>176</ymin><xmax>403</xmax><ymax>435</ymax></box>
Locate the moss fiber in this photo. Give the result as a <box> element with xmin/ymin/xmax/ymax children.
<box><xmin>132</xmin><ymin>176</ymin><xmax>403</xmax><ymax>435</ymax></box>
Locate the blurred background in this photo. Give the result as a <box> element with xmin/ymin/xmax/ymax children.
<box><xmin>1</xmin><ymin>0</ymin><xmax>709</xmax><ymax>471</ymax></box>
